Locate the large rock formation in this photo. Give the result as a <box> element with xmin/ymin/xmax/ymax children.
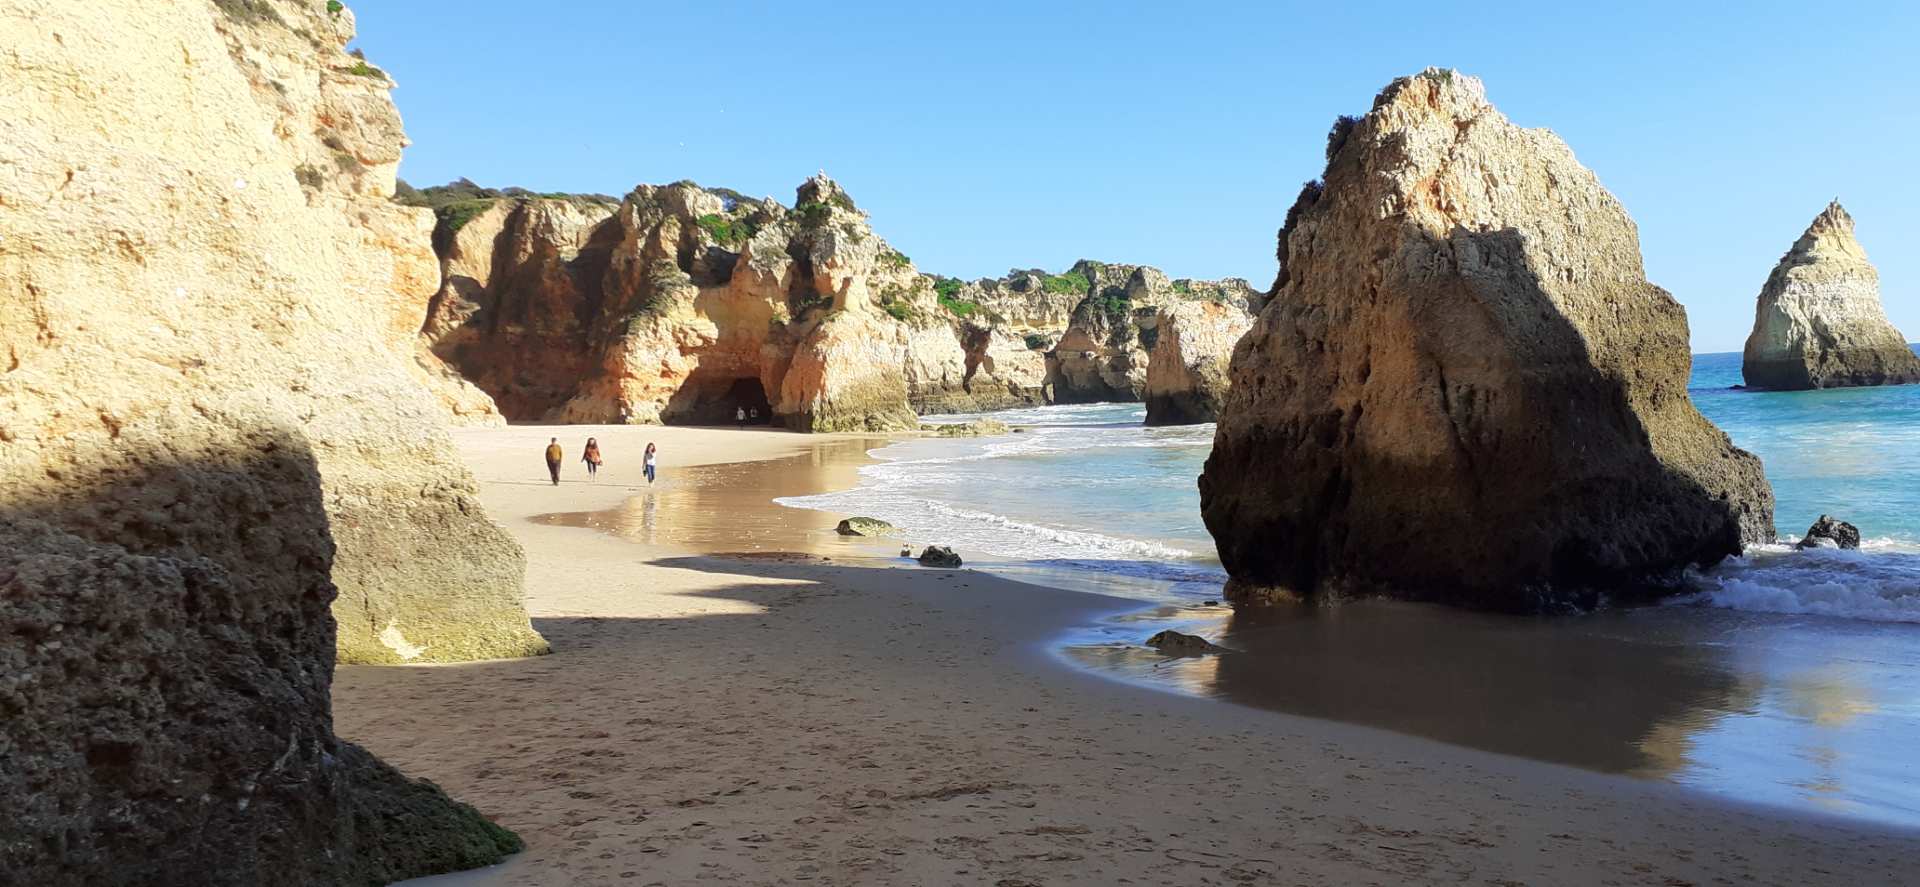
<box><xmin>1</xmin><ymin>0</ymin><xmax>526</xmax><ymax>879</ymax></box>
<box><xmin>1041</xmin><ymin>262</ymin><xmax>1256</xmax><ymax>404</ymax></box>
<box><xmin>422</xmin><ymin>176</ymin><xmax>1049</xmax><ymax>427</ymax></box>
<box><xmin>1144</xmin><ymin>300</ymin><xmax>1253</xmax><ymax>425</ymax></box>
<box><xmin>1200</xmin><ymin>69</ymin><xmax>1774</xmax><ymax>611</ymax></box>
<box><xmin>1741</xmin><ymin>202</ymin><xmax>1920</xmax><ymax>390</ymax></box>
<box><xmin>0</xmin><ymin>0</ymin><xmax>547</xmax><ymax>666</ymax></box>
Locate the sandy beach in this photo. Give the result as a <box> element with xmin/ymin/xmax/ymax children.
<box><xmin>332</xmin><ymin>425</ymin><xmax>1920</xmax><ymax>886</ymax></box>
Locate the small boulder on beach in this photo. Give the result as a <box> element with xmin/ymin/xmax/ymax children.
<box><xmin>917</xmin><ymin>546</ymin><xmax>964</xmax><ymax>568</ymax></box>
<box><xmin>1797</xmin><ymin>515</ymin><xmax>1861</xmax><ymax>550</ymax></box>
<box><xmin>835</xmin><ymin>517</ymin><xmax>900</xmax><ymax>537</ymax></box>
<box><xmin>1145</xmin><ymin>630</ymin><xmax>1228</xmax><ymax>657</ymax></box>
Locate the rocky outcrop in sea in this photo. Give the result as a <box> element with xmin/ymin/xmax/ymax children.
<box><xmin>1741</xmin><ymin>201</ymin><xmax>1920</xmax><ymax>390</ymax></box>
<box><xmin>1199</xmin><ymin>69</ymin><xmax>1774</xmax><ymax>612</ymax></box>
<box><xmin>1</xmin><ymin>0</ymin><xmax>529</xmax><ymax>879</ymax></box>
<box><xmin>1043</xmin><ymin>263</ymin><xmax>1256</xmax><ymax>404</ymax></box>
<box><xmin>1144</xmin><ymin>300</ymin><xmax>1254</xmax><ymax>425</ymax></box>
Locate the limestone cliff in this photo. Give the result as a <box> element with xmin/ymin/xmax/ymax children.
<box><xmin>1741</xmin><ymin>201</ymin><xmax>1920</xmax><ymax>390</ymax></box>
<box><xmin>1200</xmin><ymin>70</ymin><xmax>1773</xmax><ymax>611</ymax></box>
<box><xmin>0</xmin><ymin>0</ymin><xmax>545</xmax><ymax>664</ymax></box>
<box><xmin>1</xmin><ymin>0</ymin><xmax>528</xmax><ymax>879</ymax></box>
<box><xmin>422</xmin><ymin>175</ymin><xmax>1047</xmax><ymax>427</ymax></box>
<box><xmin>1045</xmin><ymin>262</ymin><xmax>1256</xmax><ymax>404</ymax></box>
<box><xmin>1143</xmin><ymin>300</ymin><xmax>1253</xmax><ymax>425</ymax></box>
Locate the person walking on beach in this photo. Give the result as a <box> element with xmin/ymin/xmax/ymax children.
<box><xmin>544</xmin><ymin>437</ymin><xmax>564</xmax><ymax>485</ymax></box>
<box><xmin>736</xmin><ymin>406</ymin><xmax>746</xmax><ymax>428</ymax></box>
<box><xmin>643</xmin><ymin>442</ymin><xmax>658</xmax><ymax>484</ymax></box>
<box><xmin>582</xmin><ymin>437</ymin><xmax>603</xmax><ymax>480</ymax></box>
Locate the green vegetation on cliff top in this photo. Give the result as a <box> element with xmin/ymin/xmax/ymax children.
<box><xmin>396</xmin><ymin>178</ymin><xmax>619</xmax><ymax>235</ymax></box>
<box><xmin>695</xmin><ymin>213</ymin><xmax>757</xmax><ymax>246</ymax></box>
<box><xmin>1041</xmin><ymin>269</ymin><xmax>1091</xmax><ymax>295</ymax></box>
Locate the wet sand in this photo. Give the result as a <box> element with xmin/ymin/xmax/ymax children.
<box><xmin>1064</xmin><ymin>600</ymin><xmax>1920</xmax><ymax>827</ymax></box>
<box><xmin>333</xmin><ymin>424</ymin><xmax>1920</xmax><ymax>886</ymax></box>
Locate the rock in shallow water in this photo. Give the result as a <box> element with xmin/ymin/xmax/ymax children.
<box><xmin>836</xmin><ymin>517</ymin><xmax>901</xmax><ymax>537</ymax></box>
<box><xmin>1199</xmin><ymin>69</ymin><xmax>1774</xmax><ymax>613</ymax></box>
<box><xmin>1145</xmin><ymin>630</ymin><xmax>1228</xmax><ymax>656</ymax></box>
<box><xmin>1797</xmin><ymin>515</ymin><xmax>1862</xmax><ymax>550</ymax></box>
<box><xmin>917</xmin><ymin>546</ymin><xmax>964</xmax><ymax>568</ymax></box>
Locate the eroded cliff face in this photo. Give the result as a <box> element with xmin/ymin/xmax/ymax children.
<box><xmin>0</xmin><ymin>0</ymin><xmax>525</xmax><ymax>879</ymax></box>
<box><xmin>1741</xmin><ymin>202</ymin><xmax>1920</xmax><ymax>390</ymax></box>
<box><xmin>1143</xmin><ymin>300</ymin><xmax>1253</xmax><ymax>425</ymax></box>
<box><xmin>1199</xmin><ymin>70</ymin><xmax>1773</xmax><ymax>611</ymax></box>
<box><xmin>1046</xmin><ymin>262</ymin><xmax>1256</xmax><ymax>404</ymax></box>
<box><xmin>0</xmin><ymin>0</ymin><xmax>545</xmax><ymax>665</ymax></box>
<box><xmin>424</xmin><ymin>175</ymin><xmax>1048</xmax><ymax>427</ymax></box>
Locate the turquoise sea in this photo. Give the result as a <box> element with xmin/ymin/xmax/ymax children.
<box><xmin>780</xmin><ymin>349</ymin><xmax>1920</xmax><ymax>827</ymax></box>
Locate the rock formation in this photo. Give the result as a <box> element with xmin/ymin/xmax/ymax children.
<box><xmin>1</xmin><ymin>0</ymin><xmax>526</xmax><ymax>878</ymax></box>
<box><xmin>917</xmin><ymin>546</ymin><xmax>964</xmax><ymax>568</ymax></box>
<box><xmin>1797</xmin><ymin>515</ymin><xmax>1861</xmax><ymax>550</ymax></box>
<box><xmin>0</xmin><ymin>0</ymin><xmax>548</xmax><ymax>664</ymax></box>
<box><xmin>1741</xmin><ymin>202</ymin><xmax>1920</xmax><ymax>390</ymax></box>
<box><xmin>1144</xmin><ymin>630</ymin><xmax>1229</xmax><ymax>657</ymax></box>
<box><xmin>1144</xmin><ymin>300</ymin><xmax>1254</xmax><ymax>425</ymax></box>
<box><xmin>1200</xmin><ymin>69</ymin><xmax>1774</xmax><ymax>612</ymax></box>
<box><xmin>1043</xmin><ymin>262</ymin><xmax>1257</xmax><ymax>404</ymax></box>
<box><xmin>421</xmin><ymin>176</ymin><xmax>1049</xmax><ymax>427</ymax></box>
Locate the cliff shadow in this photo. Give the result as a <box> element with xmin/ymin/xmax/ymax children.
<box><xmin>0</xmin><ymin>425</ymin><xmax>516</xmax><ymax>885</ymax></box>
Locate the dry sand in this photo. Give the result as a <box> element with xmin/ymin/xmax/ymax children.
<box><xmin>334</xmin><ymin>424</ymin><xmax>1920</xmax><ymax>886</ymax></box>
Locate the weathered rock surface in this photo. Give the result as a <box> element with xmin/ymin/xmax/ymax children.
<box><xmin>836</xmin><ymin>517</ymin><xmax>901</xmax><ymax>537</ymax></box>
<box><xmin>917</xmin><ymin>546</ymin><xmax>964</xmax><ymax>568</ymax></box>
<box><xmin>1797</xmin><ymin>515</ymin><xmax>1861</xmax><ymax>550</ymax></box>
<box><xmin>1200</xmin><ymin>69</ymin><xmax>1773</xmax><ymax>611</ymax></box>
<box><xmin>924</xmin><ymin>418</ymin><xmax>1013</xmax><ymax>437</ymax></box>
<box><xmin>1144</xmin><ymin>300</ymin><xmax>1254</xmax><ymax>425</ymax></box>
<box><xmin>422</xmin><ymin>175</ymin><xmax>1047</xmax><ymax>428</ymax></box>
<box><xmin>1742</xmin><ymin>202</ymin><xmax>1920</xmax><ymax>390</ymax></box>
<box><xmin>1045</xmin><ymin>263</ymin><xmax>1257</xmax><ymax>404</ymax></box>
<box><xmin>1144</xmin><ymin>630</ymin><xmax>1229</xmax><ymax>656</ymax></box>
<box><xmin>0</xmin><ymin>0</ymin><xmax>549</xmax><ymax>667</ymax></box>
<box><xmin>1</xmin><ymin>1</ymin><xmax>528</xmax><ymax>875</ymax></box>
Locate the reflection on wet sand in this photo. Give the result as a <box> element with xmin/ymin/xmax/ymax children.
<box><xmin>530</xmin><ymin>437</ymin><xmax>903</xmax><ymax>558</ymax></box>
<box><xmin>1064</xmin><ymin>599</ymin><xmax>1920</xmax><ymax>826</ymax></box>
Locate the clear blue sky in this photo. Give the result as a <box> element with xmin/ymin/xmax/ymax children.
<box><xmin>354</xmin><ymin>1</ymin><xmax>1919</xmax><ymax>353</ymax></box>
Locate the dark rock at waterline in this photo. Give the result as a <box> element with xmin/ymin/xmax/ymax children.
<box><xmin>1797</xmin><ymin>515</ymin><xmax>1861</xmax><ymax>550</ymax></box>
<box><xmin>1145</xmin><ymin>630</ymin><xmax>1227</xmax><ymax>656</ymax></box>
<box><xmin>917</xmin><ymin>546</ymin><xmax>963</xmax><ymax>568</ymax></box>
<box><xmin>835</xmin><ymin>517</ymin><xmax>900</xmax><ymax>537</ymax></box>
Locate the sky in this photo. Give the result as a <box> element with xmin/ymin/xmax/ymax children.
<box><xmin>353</xmin><ymin>1</ymin><xmax>1920</xmax><ymax>353</ymax></box>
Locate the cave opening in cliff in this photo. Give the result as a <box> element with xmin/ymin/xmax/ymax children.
<box><xmin>665</xmin><ymin>375</ymin><xmax>773</xmax><ymax>426</ymax></box>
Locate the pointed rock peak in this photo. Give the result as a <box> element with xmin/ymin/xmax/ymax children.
<box><xmin>795</xmin><ymin>172</ymin><xmax>856</xmax><ymax>212</ymax></box>
<box><xmin>1790</xmin><ymin>199</ymin><xmax>1866</xmax><ymax>261</ymax></box>
<box><xmin>1806</xmin><ymin>199</ymin><xmax>1854</xmax><ymax>237</ymax></box>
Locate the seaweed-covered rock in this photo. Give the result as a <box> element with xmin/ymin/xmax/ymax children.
<box><xmin>1200</xmin><ymin>70</ymin><xmax>1774</xmax><ymax>611</ymax></box>
<box><xmin>836</xmin><ymin>517</ymin><xmax>901</xmax><ymax>537</ymax></box>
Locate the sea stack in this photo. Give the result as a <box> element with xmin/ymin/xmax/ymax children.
<box><xmin>1741</xmin><ymin>202</ymin><xmax>1920</xmax><ymax>390</ymax></box>
<box><xmin>1</xmin><ymin>0</ymin><xmax>523</xmax><ymax>879</ymax></box>
<box><xmin>1199</xmin><ymin>69</ymin><xmax>1774</xmax><ymax>611</ymax></box>
<box><xmin>1143</xmin><ymin>300</ymin><xmax>1253</xmax><ymax>425</ymax></box>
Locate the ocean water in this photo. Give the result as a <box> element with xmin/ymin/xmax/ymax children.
<box><xmin>777</xmin><ymin>350</ymin><xmax>1920</xmax><ymax>826</ymax></box>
